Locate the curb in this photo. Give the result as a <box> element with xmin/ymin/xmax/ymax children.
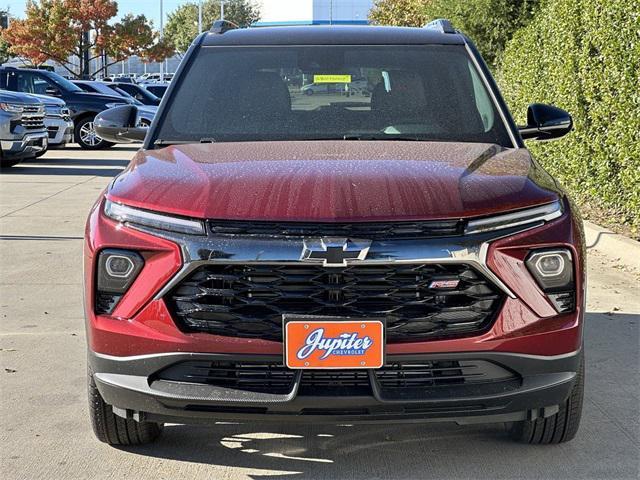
<box><xmin>583</xmin><ymin>220</ymin><xmax>640</xmax><ymax>271</ymax></box>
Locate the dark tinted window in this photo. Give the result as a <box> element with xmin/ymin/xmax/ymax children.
<box><xmin>14</xmin><ymin>71</ymin><xmax>54</xmax><ymax>95</ymax></box>
<box><xmin>116</xmin><ymin>84</ymin><xmax>159</xmax><ymax>104</ymax></box>
<box><xmin>146</xmin><ymin>85</ymin><xmax>168</xmax><ymax>98</ymax></box>
<box><xmin>155</xmin><ymin>45</ymin><xmax>512</xmax><ymax>146</ymax></box>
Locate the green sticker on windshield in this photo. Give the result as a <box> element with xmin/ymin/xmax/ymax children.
<box><xmin>313</xmin><ymin>74</ymin><xmax>352</xmax><ymax>84</ymax></box>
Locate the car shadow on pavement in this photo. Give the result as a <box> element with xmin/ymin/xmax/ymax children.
<box><xmin>57</xmin><ymin>145</ymin><xmax>140</xmax><ymax>152</ymax></box>
<box><xmin>121</xmin><ymin>422</ymin><xmax>513</xmax><ymax>479</ymax></box>
<box><xmin>3</xmin><ymin>157</ymin><xmax>128</xmax><ymax>177</ymax></box>
<box><xmin>21</xmin><ymin>157</ymin><xmax>131</xmax><ymax>167</ymax></box>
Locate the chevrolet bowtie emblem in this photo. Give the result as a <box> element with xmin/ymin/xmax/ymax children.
<box><xmin>301</xmin><ymin>238</ymin><xmax>372</xmax><ymax>267</ymax></box>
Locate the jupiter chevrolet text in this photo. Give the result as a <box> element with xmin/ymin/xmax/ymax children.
<box><xmin>85</xmin><ymin>20</ymin><xmax>584</xmax><ymax>446</ymax></box>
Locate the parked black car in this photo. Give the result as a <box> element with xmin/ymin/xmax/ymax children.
<box><xmin>143</xmin><ymin>83</ymin><xmax>169</xmax><ymax>99</ymax></box>
<box><xmin>0</xmin><ymin>67</ymin><xmax>128</xmax><ymax>149</ymax></box>
<box><xmin>107</xmin><ymin>82</ymin><xmax>160</xmax><ymax>106</ymax></box>
<box><xmin>72</xmin><ymin>80</ymin><xmax>135</xmax><ymax>101</ymax></box>
<box><xmin>74</xmin><ymin>80</ymin><xmax>158</xmax><ymax>133</ymax></box>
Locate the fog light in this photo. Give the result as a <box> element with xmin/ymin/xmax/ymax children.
<box><xmin>96</xmin><ymin>249</ymin><xmax>144</xmax><ymax>315</ymax></box>
<box><xmin>526</xmin><ymin>249</ymin><xmax>573</xmax><ymax>290</ymax></box>
<box><xmin>525</xmin><ymin>249</ymin><xmax>575</xmax><ymax>313</ymax></box>
<box><xmin>534</xmin><ymin>253</ymin><xmax>565</xmax><ymax>277</ymax></box>
<box><xmin>105</xmin><ymin>255</ymin><xmax>135</xmax><ymax>278</ymax></box>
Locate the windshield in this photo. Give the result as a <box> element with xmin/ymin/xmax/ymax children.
<box><xmin>47</xmin><ymin>72</ymin><xmax>83</xmax><ymax>92</ymax></box>
<box><xmin>154</xmin><ymin>45</ymin><xmax>512</xmax><ymax>146</ymax></box>
<box><xmin>114</xmin><ymin>87</ymin><xmax>143</xmax><ymax>105</ymax></box>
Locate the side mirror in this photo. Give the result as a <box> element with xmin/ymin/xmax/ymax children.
<box><xmin>45</xmin><ymin>86</ymin><xmax>61</xmax><ymax>97</ymax></box>
<box><xmin>519</xmin><ymin>103</ymin><xmax>572</xmax><ymax>141</ymax></box>
<box><xmin>94</xmin><ymin>105</ymin><xmax>147</xmax><ymax>143</ymax></box>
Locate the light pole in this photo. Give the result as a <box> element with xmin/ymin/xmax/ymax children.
<box><xmin>329</xmin><ymin>0</ymin><xmax>333</xmax><ymax>25</ymax></box>
<box><xmin>198</xmin><ymin>0</ymin><xmax>203</xmax><ymax>34</ymax></box>
<box><xmin>159</xmin><ymin>0</ymin><xmax>164</xmax><ymax>80</ymax></box>
<box><xmin>220</xmin><ymin>0</ymin><xmax>225</xmax><ymax>20</ymax></box>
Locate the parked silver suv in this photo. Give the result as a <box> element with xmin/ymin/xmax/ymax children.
<box><xmin>29</xmin><ymin>93</ymin><xmax>73</xmax><ymax>150</ymax></box>
<box><xmin>0</xmin><ymin>90</ymin><xmax>48</xmax><ymax>168</ymax></box>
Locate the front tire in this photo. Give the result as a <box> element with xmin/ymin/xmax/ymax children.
<box><xmin>88</xmin><ymin>368</ymin><xmax>163</xmax><ymax>445</ymax></box>
<box><xmin>509</xmin><ymin>354</ymin><xmax>584</xmax><ymax>444</ymax></box>
<box><xmin>75</xmin><ymin>116</ymin><xmax>114</xmax><ymax>150</ymax></box>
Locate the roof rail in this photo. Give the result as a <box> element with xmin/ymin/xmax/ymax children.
<box><xmin>423</xmin><ymin>18</ymin><xmax>456</xmax><ymax>34</ymax></box>
<box><xmin>210</xmin><ymin>19</ymin><xmax>239</xmax><ymax>34</ymax></box>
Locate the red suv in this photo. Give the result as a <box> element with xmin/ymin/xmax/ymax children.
<box><xmin>86</xmin><ymin>20</ymin><xmax>584</xmax><ymax>446</ymax></box>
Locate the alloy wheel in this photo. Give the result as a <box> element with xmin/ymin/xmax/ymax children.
<box><xmin>79</xmin><ymin>121</ymin><xmax>102</xmax><ymax>147</ymax></box>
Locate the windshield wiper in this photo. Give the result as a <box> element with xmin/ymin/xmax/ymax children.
<box><xmin>153</xmin><ymin>137</ymin><xmax>217</xmax><ymax>147</ymax></box>
<box><xmin>153</xmin><ymin>139</ymin><xmax>194</xmax><ymax>146</ymax></box>
<box><xmin>342</xmin><ymin>134</ymin><xmax>422</xmax><ymax>141</ymax></box>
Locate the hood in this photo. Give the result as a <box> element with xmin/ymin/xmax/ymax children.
<box><xmin>107</xmin><ymin>141</ymin><xmax>560</xmax><ymax>222</ymax></box>
<box><xmin>25</xmin><ymin>93</ymin><xmax>66</xmax><ymax>107</ymax></box>
<box><xmin>74</xmin><ymin>91</ymin><xmax>132</xmax><ymax>103</ymax></box>
<box><xmin>0</xmin><ymin>89</ymin><xmax>43</xmax><ymax>105</ymax></box>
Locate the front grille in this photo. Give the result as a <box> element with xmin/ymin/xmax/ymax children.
<box><xmin>22</xmin><ymin>116</ymin><xmax>45</xmax><ymax>129</ymax></box>
<box><xmin>22</xmin><ymin>105</ymin><xmax>45</xmax><ymax>130</ymax></box>
<box><xmin>208</xmin><ymin>219</ymin><xmax>464</xmax><ymax>240</ymax></box>
<box><xmin>166</xmin><ymin>263</ymin><xmax>503</xmax><ymax>342</ymax></box>
<box><xmin>154</xmin><ymin>360</ymin><xmax>520</xmax><ymax>398</ymax></box>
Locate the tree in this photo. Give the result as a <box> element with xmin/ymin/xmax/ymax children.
<box><xmin>498</xmin><ymin>0</ymin><xmax>640</xmax><ymax>235</ymax></box>
<box><xmin>1</xmin><ymin>0</ymin><xmax>173</xmax><ymax>78</ymax></box>
<box><xmin>369</xmin><ymin>0</ymin><xmax>539</xmax><ymax>68</ymax></box>
<box><xmin>369</xmin><ymin>0</ymin><xmax>431</xmax><ymax>27</ymax></box>
<box><xmin>0</xmin><ymin>10</ymin><xmax>11</xmax><ymax>64</ymax></box>
<box><xmin>165</xmin><ymin>0</ymin><xmax>261</xmax><ymax>54</ymax></box>
<box><xmin>423</xmin><ymin>0</ymin><xmax>539</xmax><ymax>67</ymax></box>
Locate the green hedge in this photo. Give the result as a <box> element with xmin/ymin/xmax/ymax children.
<box><xmin>497</xmin><ymin>0</ymin><xmax>640</xmax><ymax>234</ymax></box>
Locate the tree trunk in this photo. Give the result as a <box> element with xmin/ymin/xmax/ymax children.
<box><xmin>82</xmin><ymin>31</ymin><xmax>90</xmax><ymax>79</ymax></box>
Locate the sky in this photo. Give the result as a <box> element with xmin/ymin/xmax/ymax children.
<box><xmin>4</xmin><ymin>0</ymin><xmax>190</xmax><ymax>29</ymax></box>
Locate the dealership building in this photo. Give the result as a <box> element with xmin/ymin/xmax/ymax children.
<box><xmin>255</xmin><ymin>0</ymin><xmax>374</xmax><ymax>26</ymax></box>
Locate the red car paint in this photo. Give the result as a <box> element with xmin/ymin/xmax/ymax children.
<box><xmin>85</xmin><ymin>161</ymin><xmax>583</xmax><ymax>358</ymax></box>
<box><xmin>106</xmin><ymin>141</ymin><xmax>560</xmax><ymax>222</ymax></box>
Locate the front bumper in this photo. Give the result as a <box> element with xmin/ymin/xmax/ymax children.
<box><xmin>1</xmin><ymin>131</ymin><xmax>48</xmax><ymax>158</ymax></box>
<box><xmin>45</xmin><ymin>117</ymin><xmax>74</xmax><ymax>145</ymax></box>
<box><xmin>90</xmin><ymin>349</ymin><xmax>581</xmax><ymax>425</ymax></box>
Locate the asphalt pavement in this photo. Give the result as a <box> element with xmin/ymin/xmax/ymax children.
<box><xmin>1</xmin><ymin>146</ymin><xmax>638</xmax><ymax>480</ymax></box>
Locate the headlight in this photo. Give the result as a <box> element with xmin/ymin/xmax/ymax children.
<box><xmin>105</xmin><ymin>102</ymin><xmax>127</xmax><ymax>109</ymax></box>
<box><xmin>44</xmin><ymin>105</ymin><xmax>63</xmax><ymax>116</ymax></box>
<box><xmin>104</xmin><ymin>199</ymin><xmax>205</xmax><ymax>235</ymax></box>
<box><xmin>0</xmin><ymin>103</ymin><xmax>24</xmax><ymax>113</ymax></box>
<box><xmin>465</xmin><ymin>200</ymin><xmax>563</xmax><ymax>234</ymax></box>
<box><xmin>526</xmin><ymin>248</ymin><xmax>575</xmax><ymax>313</ymax></box>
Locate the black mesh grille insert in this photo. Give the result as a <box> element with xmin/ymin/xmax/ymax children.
<box><xmin>299</xmin><ymin>369</ymin><xmax>371</xmax><ymax>396</ymax></box>
<box><xmin>208</xmin><ymin>219</ymin><xmax>464</xmax><ymax>239</ymax></box>
<box><xmin>155</xmin><ymin>361</ymin><xmax>296</xmax><ymax>394</ymax></box>
<box><xmin>154</xmin><ymin>360</ymin><xmax>520</xmax><ymax>398</ymax></box>
<box><xmin>95</xmin><ymin>292</ymin><xmax>121</xmax><ymax>315</ymax></box>
<box><xmin>166</xmin><ymin>263</ymin><xmax>503</xmax><ymax>342</ymax></box>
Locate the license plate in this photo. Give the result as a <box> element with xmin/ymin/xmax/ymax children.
<box><xmin>284</xmin><ymin>316</ymin><xmax>384</xmax><ymax>369</ymax></box>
